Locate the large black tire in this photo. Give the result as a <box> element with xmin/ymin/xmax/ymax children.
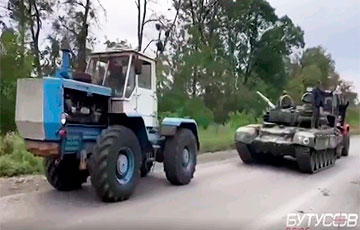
<box><xmin>45</xmin><ymin>156</ymin><xmax>88</xmax><ymax>191</ymax></box>
<box><xmin>89</xmin><ymin>125</ymin><xmax>141</xmax><ymax>202</ymax></box>
<box><xmin>163</xmin><ymin>128</ymin><xmax>197</xmax><ymax>185</ymax></box>
<box><xmin>342</xmin><ymin>134</ymin><xmax>350</xmax><ymax>156</ymax></box>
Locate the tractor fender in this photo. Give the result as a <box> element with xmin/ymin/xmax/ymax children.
<box><xmin>109</xmin><ymin>113</ymin><xmax>153</xmax><ymax>154</ymax></box>
<box><xmin>161</xmin><ymin>118</ymin><xmax>200</xmax><ymax>149</ymax></box>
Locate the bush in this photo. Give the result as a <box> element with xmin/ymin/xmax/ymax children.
<box><xmin>0</xmin><ymin>133</ymin><xmax>44</xmax><ymax>177</ymax></box>
<box><xmin>159</xmin><ymin>91</ymin><xmax>215</xmax><ymax>129</ymax></box>
<box><xmin>227</xmin><ymin>111</ymin><xmax>258</xmax><ymax>129</ymax></box>
<box><xmin>347</xmin><ymin>107</ymin><xmax>360</xmax><ymax>127</ymax></box>
<box><xmin>158</xmin><ymin>111</ymin><xmax>181</xmax><ymax>123</ymax></box>
<box><xmin>181</xmin><ymin>98</ymin><xmax>214</xmax><ymax>129</ymax></box>
<box><xmin>199</xmin><ymin>125</ymin><xmax>234</xmax><ymax>153</ymax></box>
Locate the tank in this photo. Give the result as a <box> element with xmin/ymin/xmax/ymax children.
<box><xmin>234</xmin><ymin>89</ymin><xmax>350</xmax><ymax>173</ymax></box>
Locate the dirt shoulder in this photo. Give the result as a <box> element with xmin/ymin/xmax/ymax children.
<box><xmin>0</xmin><ymin>175</ymin><xmax>51</xmax><ymax>197</ymax></box>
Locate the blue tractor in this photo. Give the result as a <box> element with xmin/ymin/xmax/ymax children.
<box><xmin>15</xmin><ymin>40</ymin><xmax>199</xmax><ymax>202</ymax></box>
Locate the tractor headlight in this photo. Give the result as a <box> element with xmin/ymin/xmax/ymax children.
<box><xmin>61</xmin><ymin>113</ymin><xmax>67</xmax><ymax>125</ymax></box>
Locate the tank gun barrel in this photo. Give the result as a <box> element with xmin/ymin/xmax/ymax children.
<box><xmin>256</xmin><ymin>91</ymin><xmax>275</xmax><ymax>109</ymax></box>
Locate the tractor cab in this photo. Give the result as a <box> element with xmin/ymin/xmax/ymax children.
<box><xmin>85</xmin><ymin>50</ymin><xmax>158</xmax><ymax>127</ymax></box>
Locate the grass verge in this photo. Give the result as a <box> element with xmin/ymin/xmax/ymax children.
<box><xmin>199</xmin><ymin>125</ymin><xmax>234</xmax><ymax>153</ymax></box>
<box><xmin>0</xmin><ymin>133</ymin><xmax>43</xmax><ymax>177</ymax></box>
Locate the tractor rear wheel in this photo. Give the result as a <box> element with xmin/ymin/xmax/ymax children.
<box><xmin>163</xmin><ymin>128</ymin><xmax>197</xmax><ymax>185</ymax></box>
<box><xmin>341</xmin><ymin>134</ymin><xmax>350</xmax><ymax>156</ymax></box>
<box><xmin>140</xmin><ymin>159</ymin><xmax>153</xmax><ymax>177</ymax></box>
<box><xmin>45</xmin><ymin>156</ymin><xmax>88</xmax><ymax>191</ymax></box>
<box><xmin>89</xmin><ymin>125</ymin><xmax>141</xmax><ymax>202</ymax></box>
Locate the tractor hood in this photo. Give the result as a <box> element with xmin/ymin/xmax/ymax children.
<box><xmin>15</xmin><ymin>77</ymin><xmax>112</xmax><ymax>141</ymax></box>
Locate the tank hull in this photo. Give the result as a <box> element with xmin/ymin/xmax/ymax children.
<box><xmin>234</xmin><ymin>124</ymin><xmax>347</xmax><ymax>173</ymax></box>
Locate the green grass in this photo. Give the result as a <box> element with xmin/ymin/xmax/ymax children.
<box><xmin>0</xmin><ymin>133</ymin><xmax>44</xmax><ymax>177</ymax></box>
<box><xmin>347</xmin><ymin>107</ymin><xmax>360</xmax><ymax>126</ymax></box>
<box><xmin>199</xmin><ymin>125</ymin><xmax>235</xmax><ymax>153</ymax></box>
<box><xmin>346</xmin><ymin>107</ymin><xmax>360</xmax><ymax>135</ymax></box>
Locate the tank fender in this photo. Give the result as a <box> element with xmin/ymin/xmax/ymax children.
<box><xmin>161</xmin><ymin>118</ymin><xmax>199</xmax><ymax>150</ymax></box>
<box><xmin>234</xmin><ymin>125</ymin><xmax>259</xmax><ymax>144</ymax></box>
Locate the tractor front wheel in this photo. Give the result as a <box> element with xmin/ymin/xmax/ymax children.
<box><xmin>163</xmin><ymin>128</ymin><xmax>197</xmax><ymax>185</ymax></box>
<box><xmin>89</xmin><ymin>125</ymin><xmax>141</xmax><ymax>202</ymax></box>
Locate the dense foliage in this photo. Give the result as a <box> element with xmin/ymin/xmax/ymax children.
<box><xmin>0</xmin><ymin>0</ymin><xmax>358</xmax><ymax>134</ymax></box>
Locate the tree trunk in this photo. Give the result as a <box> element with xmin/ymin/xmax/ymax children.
<box><xmin>77</xmin><ymin>0</ymin><xmax>90</xmax><ymax>72</ymax></box>
<box><xmin>18</xmin><ymin>0</ymin><xmax>26</xmax><ymax>70</ymax></box>
<box><xmin>29</xmin><ymin>0</ymin><xmax>42</xmax><ymax>77</ymax></box>
<box><xmin>192</xmin><ymin>66</ymin><xmax>197</xmax><ymax>97</ymax></box>
<box><xmin>137</xmin><ymin>0</ymin><xmax>147</xmax><ymax>51</ymax></box>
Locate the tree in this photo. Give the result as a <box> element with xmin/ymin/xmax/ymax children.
<box><xmin>27</xmin><ymin>0</ymin><xmax>53</xmax><ymax>77</ymax></box>
<box><xmin>53</xmin><ymin>0</ymin><xmax>105</xmax><ymax>72</ymax></box>
<box><xmin>0</xmin><ymin>29</ymin><xmax>33</xmax><ymax>133</ymax></box>
<box><xmin>337</xmin><ymin>81</ymin><xmax>358</xmax><ymax>105</ymax></box>
<box><xmin>136</xmin><ymin>0</ymin><xmax>182</xmax><ymax>55</ymax></box>
<box><xmin>135</xmin><ymin>0</ymin><xmax>148</xmax><ymax>51</ymax></box>
<box><xmin>6</xmin><ymin>0</ymin><xmax>54</xmax><ymax>77</ymax></box>
<box><xmin>104</xmin><ymin>39</ymin><xmax>131</xmax><ymax>50</ymax></box>
<box><xmin>159</xmin><ymin>0</ymin><xmax>304</xmax><ymax>123</ymax></box>
<box><xmin>42</xmin><ymin>35</ymin><xmax>60</xmax><ymax>76</ymax></box>
<box><xmin>287</xmin><ymin>46</ymin><xmax>343</xmax><ymax>102</ymax></box>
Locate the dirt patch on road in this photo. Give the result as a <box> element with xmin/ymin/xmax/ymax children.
<box><xmin>318</xmin><ymin>188</ymin><xmax>330</xmax><ymax>196</ymax></box>
<box><xmin>0</xmin><ymin>175</ymin><xmax>51</xmax><ymax>197</ymax></box>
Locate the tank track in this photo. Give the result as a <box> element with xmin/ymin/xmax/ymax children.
<box><xmin>235</xmin><ymin>142</ymin><xmax>254</xmax><ymax>164</ymax></box>
<box><xmin>296</xmin><ymin>147</ymin><xmax>337</xmax><ymax>174</ymax></box>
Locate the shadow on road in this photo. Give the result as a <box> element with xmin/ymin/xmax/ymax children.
<box><xmin>24</xmin><ymin>173</ymin><xmax>175</xmax><ymax>209</ymax></box>
<box><xmin>237</xmin><ymin>155</ymin><xmax>308</xmax><ymax>176</ymax></box>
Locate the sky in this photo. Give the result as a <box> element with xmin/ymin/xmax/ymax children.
<box><xmin>2</xmin><ymin>0</ymin><xmax>357</xmax><ymax>93</ymax></box>
<box><xmin>92</xmin><ymin>0</ymin><xmax>360</xmax><ymax>94</ymax></box>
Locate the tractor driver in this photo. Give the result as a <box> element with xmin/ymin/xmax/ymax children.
<box><xmin>105</xmin><ymin>57</ymin><xmax>128</xmax><ymax>96</ymax></box>
<box><xmin>311</xmin><ymin>80</ymin><xmax>333</xmax><ymax>128</ymax></box>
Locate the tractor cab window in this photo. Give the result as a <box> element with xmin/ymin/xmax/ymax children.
<box><xmin>104</xmin><ymin>56</ymin><xmax>130</xmax><ymax>96</ymax></box>
<box><xmin>125</xmin><ymin>59</ymin><xmax>135</xmax><ymax>98</ymax></box>
<box><xmin>138</xmin><ymin>60</ymin><xmax>152</xmax><ymax>89</ymax></box>
<box><xmin>86</xmin><ymin>57</ymin><xmax>107</xmax><ymax>85</ymax></box>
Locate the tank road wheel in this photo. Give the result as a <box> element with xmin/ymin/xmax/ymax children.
<box><xmin>297</xmin><ymin>147</ymin><xmax>338</xmax><ymax>174</ymax></box>
<box><xmin>45</xmin><ymin>156</ymin><xmax>88</xmax><ymax>191</ymax></box>
<box><xmin>320</xmin><ymin>150</ymin><xmax>326</xmax><ymax>168</ymax></box>
<box><xmin>296</xmin><ymin>147</ymin><xmax>314</xmax><ymax>173</ymax></box>
<box><xmin>163</xmin><ymin>128</ymin><xmax>197</xmax><ymax>185</ymax></box>
<box><xmin>329</xmin><ymin>149</ymin><xmax>337</xmax><ymax>165</ymax></box>
<box><xmin>89</xmin><ymin>126</ymin><xmax>141</xmax><ymax>202</ymax></box>
<box><xmin>324</xmin><ymin>150</ymin><xmax>330</xmax><ymax>166</ymax></box>
<box><xmin>236</xmin><ymin>142</ymin><xmax>254</xmax><ymax>164</ymax></box>
<box><xmin>342</xmin><ymin>135</ymin><xmax>350</xmax><ymax>157</ymax></box>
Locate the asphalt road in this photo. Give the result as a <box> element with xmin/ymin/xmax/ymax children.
<box><xmin>1</xmin><ymin>136</ymin><xmax>359</xmax><ymax>230</ymax></box>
